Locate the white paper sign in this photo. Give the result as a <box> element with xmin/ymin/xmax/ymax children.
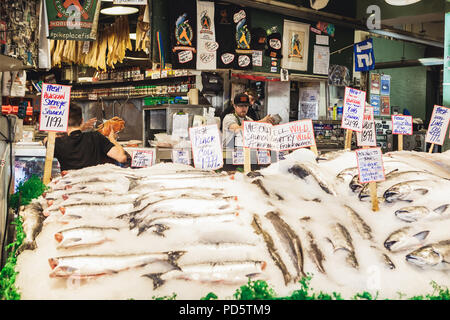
<box><xmin>392</xmin><ymin>115</ymin><xmax>413</xmax><ymax>135</ymax></box>
<box><xmin>131</xmin><ymin>150</ymin><xmax>154</xmax><ymax>168</ymax></box>
<box><xmin>356</xmin><ymin>147</ymin><xmax>386</xmax><ymax>183</ymax></box>
<box><xmin>257</xmin><ymin>150</ymin><xmax>271</xmax><ymax>165</ymax></box>
<box><xmin>272</xmin><ymin>119</ymin><xmax>316</xmax><ymax>151</ymax></box>
<box><xmin>39</xmin><ymin>83</ymin><xmax>71</xmax><ymax>132</ymax></box>
<box><xmin>252</xmin><ymin>50</ymin><xmax>263</xmax><ymax>67</ymax></box>
<box><xmin>313</xmin><ymin>45</ymin><xmax>330</xmax><ymax>75</ymax></box>
<box><xmin>232</xmin><ymin>149</ymin><xmax>244</xmax><ymax>165</ymax></box>
<box><xmin>172</xmin><ymin>149</ymin><xmax>191</xmax><ymax>165</ymax></box>
<box><xmin>243</xmin><ymin>121</ymin><xmax>273</xmax><ymax>150</ymax></box>
<box><xmin>425</xmin><ymin>105</ymin><xmax>450</xmax><ymax>145</ymax></box>
<box><xmin>341</xmin><ymin>87</ymin><xmax>366</xmax><ymax>132</ymax></box>
<box><xmin>316</xmin><ymin>35</ymin><xmax>329</xmax><ymax>45</ymax></box>
<box><xmin>197</xmin><ymin>1</ymin><xmax>217</xmax><ymax>70</ymax></box>
<box><xmin>357</xmin><ymin>105</ymin><xmax>377</xmax><ymax>147</ymax></box>
<box><xmin>172</xmin><ymin>114</ymin><xmax>189</xmax><ymax>138</ymax></box>
<box><xmin>189</xmin><ymin>124</ymin><xmax>223</xmax><ymax>170</ymax></box>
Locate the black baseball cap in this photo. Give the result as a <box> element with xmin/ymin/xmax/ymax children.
<box><xmin>234</xmin><ymin>93</ymin><xmax>250</xmax><ymax>106</ymax></box>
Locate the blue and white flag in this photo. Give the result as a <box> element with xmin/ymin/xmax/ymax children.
<box><xmin>354</xmin><ymin>38</ymin><xmax>375</xmax><ymax>72</ymax></box>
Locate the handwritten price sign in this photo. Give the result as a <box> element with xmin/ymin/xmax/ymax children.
<box><xmin>232</xmin><ymin>149</ymin><xmax>244</xmax><ymax>165</ymax></box>
<box><xmin>243</xmin><ymin>121</ymin><xmax>272</xmax><ymax>150</ymax></box>
<box><xmin>355</xmin><ymin>147</ymin><xmax>385</xmax><ymax>184</ymax></box>
<box><xmin>392</xmin><ymin>115</ymin><xmax>413</xmax><ymax>135</ymax></box>
<box><xmin>257</xmin><ymin>150</ymin><xmax>271</xmax><ymax>165</ymax></box>
<box><xmin>341</xmin><ymin>87</ymin><xmax>366</xmax><ymax>132</ymax></box>
<box><xmin>172</xmin><ymin>149</ymin><xmax>191</xmax><ymax>165</ymax></box>
<box><xmin>131</xmin><ymin>150</ymin><xmax>154</xmax><ymax>168</ymax></box>
<box><xmin>189</xmin><ymin>124</ymin><xmax>223</xmax><ymax>170</ymax></box>
<box><xmin>39</xmin><ymin>83</ymin><xmax>71</xmax><ymax>132</ymax></box>
<box><xmin>425</xmin><ymin>105</ymin><xmax>450</xmax><ymax>146</ymax></box>
<box><xmin>357</xmin><ymin>105</ymin><xmax>376</xmax><ymax>147</ymax></box>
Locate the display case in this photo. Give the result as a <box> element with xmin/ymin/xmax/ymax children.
<box><xmin>143</xmin><ymin>104</ymin><xmax>208</xmax><ymax>147</ymax></box>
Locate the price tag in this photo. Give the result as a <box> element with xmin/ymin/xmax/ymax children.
<box><xmin>425</xmin><ymin>105</ymin><xmax>450</xmax><ymax>146</ymax></box>
<box><xmin>243</xmin><ymin>121</ymin><xmax>272</xmax><ymax>150</ymax></box>
<box><xmin>357</xmin><ymin>105</ymin><xmax>377</xmax><ymax>147</ymax></box>
<box><xmin>257</xmin><ymin>150</ymin><xmax>271</xmax><ymax>165</ymax></box>
<box><xmin>189</xmin><ymin>124</ymin><xmax>223</xmax><ymax>170</ymax></box>
<box><xmin>271</xmin><ymin>119</ymin><xmax>316</xmax><ymax>151</ymax></box>
<box><xmin>392</xmin><ymin>115</ymin><xmax>413</xmax><ymax>135</ymax></box>
<box><xmin>355</xmin><ymin>147</ymin><xmax>385</xmax><ymax>184</ymax></box>
<box><xmin>131</xmin><ymin>149</ymin><xmax>154</xmax><ymax>168</ymax></box>
<box><xmin>39</xmin><ymin>83</ymin><xmax>71</xmax><ymax>132</ymax></box>
<box><xmin>341</xmin><ymin>87</ymin><xmax>366</xmax><ymax>132</ymax></box>
<box><xmin>232</xmin><ymin>149</ymin><xmax>244</xmax><ymax>165</ymax></box>
<box><xmin>172</xmin><ymin>149</ymin><xmax>190</xmax><ymax>165</ymax></box>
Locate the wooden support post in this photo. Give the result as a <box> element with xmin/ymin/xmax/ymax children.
<box><xmin>369</xmin><ymin>181</ymin><xmax>379</xmax><ymax>212</ymax></box>
<box><xmin>345</xmin><ymin>129</ymin><xmax>352</xmax><ymax>150</ymax></box>
<box><xmin>398</xmin><ymin>134</ymin><xmax>403</xmax><ymax>151</ymax></box>
<box><xmin>244</xmin><ymin>147</ymin><xmax>251</xmax><ymax>173</ymax></box>
<box><xmin>43</xmin><ymin>132</ymin><xmax>56</xmax><ymax>185</ymax></box>
<box><xmin>428</xmin><ymin>143</ymin><xmax>435</xmax><ymax>154</ymax></box>
<box><xmin>310</xmin><ymin>145</ymin><xmax>319</xmax><ymax>157</ymax></box>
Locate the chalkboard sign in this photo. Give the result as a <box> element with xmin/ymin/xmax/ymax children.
<box><xmin>39</xmin><ymin>83</ymin><xmax>71</xmax><ymax>132</ymax></box>
<box><xmin>355</xmin><ymin>147</ymin><xmax>385</xmax><ymax>184</ymax></box>
<box><xmin>341</xmin><ymin>87</ymin><xmax>366</xmax><ymax>132</ymax></box>
<box><xmin>392</xmin><ymin>115</ymin><xmax>413</xmax><ymax>135</ymax></box>
<box><xmin>425</xmin><ymin>105</ymin><xmax>450</xmax><ymax>146</ymax></box>
<box><xmin>131</xmin><ymin>149</ymin><xmax>155</xmax><ymax>168</ymax></box>
<box><xmin>357</xmin><ymin>105</ymin><xmax>376</xmax><ymax>147</ymax></box>
<box><xmin>189</xmin><ymin>124</ymin><xmax>223</xmax><ymax>170</ymax></box>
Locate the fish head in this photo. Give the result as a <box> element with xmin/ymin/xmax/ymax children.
<box><xmin>406</xmin><ymin>246</ymin><xmax>442</xmax><ymax>268</ymax></box>
<box><xmin>383</xmin><ymin>187</ymin><xmax>402</xmax><ymax>203</ymax></box>
<box><xmin>394</xmin><ymin>207</ymin><xmax>422</xmax><ymax>222</ymax></box>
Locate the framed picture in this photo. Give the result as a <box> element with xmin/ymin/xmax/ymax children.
<box><xmin>282</xmin><ymin>20</ymin><xmax>310</xmax><ymax>71</ymax></box>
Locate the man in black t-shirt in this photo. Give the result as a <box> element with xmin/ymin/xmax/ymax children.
<box><xmin>47</xmin><ymin>103</ymin><xmax>127</xmax><ymax>171</ymax></box>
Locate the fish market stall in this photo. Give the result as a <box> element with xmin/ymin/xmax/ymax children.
<box><xmin>9</xmin><ymin>149</ymin><xmax>450</xmax><ymax>299</ymax></box>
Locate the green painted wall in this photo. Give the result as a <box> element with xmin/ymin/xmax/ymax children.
<box><xmin>356</xmin><ymin>0</ymin><xmax>443</xmax><ymax>20</ymax></box>
<box><xmin>370</xmin><ymin>37</ymin><xmax>427</xmax><ymax>120</ymax></box>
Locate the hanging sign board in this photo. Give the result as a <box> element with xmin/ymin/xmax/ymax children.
<box><xmin>45</xmin><ymin>0</ymin><xmax>102</xmax><ymax>41</ymax></box>
<box><xmin>131</xmin><ymin>149</ymin><xmax>155</xmax><ymax>168</ymax></box>
<box><xmin>356</xmin><ymin>105</ymin><xmax>376</xmax><ymax>147</ymax></box>
<box><xmin>341</xmin><ymin>87</ymin><xmax>366</xmax><ymax>132</ymax></box>
<box><xmin>189</xmin><ymin>124</ymin><xmax>223</xmax><ymax>170</ymax></box>
<box><xmin>39</xmin><ymin>83</ymin><xmax>71</xmax><ymax>133</ymax></box>
<box><xmin>392</xmin><ymin>115</ymin><xmax>413</xmax><ymax>135</ymax></box>
<box><xmin>355</xmin><ymin>147</ymin><xmax>386</xmax><ymax>184</ymax></box>
<box><xmin>425</xmin><ymin>105</ymin><xmax>450</xmax><ymax>146</ymax></box>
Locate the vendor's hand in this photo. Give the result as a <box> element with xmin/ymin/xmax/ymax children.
<box><xmin>108</xmin><ymin>130</ymin><xmax>119</xmax><ymax>142</ymax></box>
<box><xmin>81</xmin><ymin>117</ymin><xmax>97</xmax><ymax>131</ymax></box>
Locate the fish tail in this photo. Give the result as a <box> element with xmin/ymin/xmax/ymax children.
<box><xmin>167</xmin><ymin>251</ymin><xmax>186</xmax><ymax>269</ymax></box>
<box><xmin>17</xmin><ymin>241</ymin><xmax>37</xmax><ymax>255</ymax></box>
<box><xmin>142</xmin><ymin>273</ymin><xmax>165</xmax><ymax>289</ymax></box>
<box><xmin>434</xmin><ymin>204</ymin><xmax>450</xmax><ymax>215</ymax></box>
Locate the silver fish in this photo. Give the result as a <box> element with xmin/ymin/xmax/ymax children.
<box><xmin>343</xmin><ymin>205</ymin><xmax>373</xmax><ymax>241</ymax></box>
<box><xmin>384</xmin><ymin>227</ymin><xmax>430</xmax><ymax>252</ymax></box>
<box><xmin>48</xmin><ymin>251</ymin><xmax>185</xmax><ymax>278</ymax></box>
<box><xmin>136</xmin><ymin>212</ymin><xmax>240</xmax><ymax>236</ymax></box>
<box><xmin>316</xmin><ymin>150</ymin><xmax>348</xmax><ymax>162</ymax></box>
<box><xmin>383</xmin><ymin>180</ymin><xmax>440</xmax><ymax>203</ymax></box>
<box><xmin>54</xmin><ymin>226</ymin><xmax>121</xmax><ymax>249</ymax></box>
<box><xmin>395</xmin><ymin>204</ymin><xmax>450</xmax><ymax>223</ymax></box>
<box><xmin>17</xmin><ymin>202</ymin><xmax>45</xmax><ymax>254</ymax></box>
<box><xmin>44</xmin><ymin>202</ymin><xmax>136</xmax><ymax>218</ymax></box>
<box><xmin>327</xmin><ymin>223</ymin><xmax>359</xmax><ymax>269</ymax></box>
<box><xmin>288</xmin><ymin>163</ymin><xmax>337</xmax><ymax>196</ymax></box>
<box><xmin>336</xmin><ymin>167</ymin><xmax>358</xmax><ymax>182</ymax></box>
<box><xmin>265</xmin><ymin>211</ymin><xmax>305</xmax><ymax>282</ymax></box>
<box><xmin>349</xmin><ymin>174</ymin><xmax>364</xmax><ymax>193</ymax></box>
<box><xmin>251</xmin><ymin>215</ymin><xmax>292</xmax><ymax>285</ymax></box>
<box><xmin>406</xmin><ymin>240</ymin><xmax>450</xmax><ymax>269</ymax></box>
<box><xmin>359</xmin><ymin>171</ymin><xmax>439</xmax><ymax>201</ymax></box>
<box><xmin>303</xmin><ymin>228</ymin><xmax>326</xmax><ymax>274</ymax></box>
<box><xmin>142</xmin><ymin>260</ymin><xmax>267</xmax><ymax>289</ymax></box>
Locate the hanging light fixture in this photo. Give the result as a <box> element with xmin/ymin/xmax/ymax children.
<box><xmin>385</xmin><ymin>0</ymin><xmax>422</xmax><ymax>6</ymax></box>
<box><xmin>100</xmin><ymin>6</ymin><xmax>139</xmax><ymax>15</ymax></box>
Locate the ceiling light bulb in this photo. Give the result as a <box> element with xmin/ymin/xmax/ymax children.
<box><xmin>100</xmin><ymin>6</ymin><xmax>139</xmax><ymax>15</ymax></box>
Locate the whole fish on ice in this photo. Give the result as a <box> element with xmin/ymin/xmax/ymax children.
<box><xmin>54</xmin><ymin>226</ymin><xmax>121</xmax><ymax>249</ymax></box>
<box><xmin>395</xmin><ymin>204</ymin><xmax>450</xmax><ymax>223</ymax></box>
<box><xmin>406</xmin><ymin>240</ymin><xmax>450</xmax><ymax>270</ymax></box>
<box><xmin>383</xmin><ymin>180</ymin><xmax>442</xmax><ymax>203</ymax></box>
<box><xmin>384</xmin><ymin>227</ymin><xmax>430</xmax><ymax>252</ymax></box>
<box><xmin>17</xmin><ymin>202</ymin><xmax>45</xmax><ymax>254</ymax></box>
<box><xmin>327</xmin><ymin>223</ymin><xmax>359</xmax><ymax>269</ymax></box>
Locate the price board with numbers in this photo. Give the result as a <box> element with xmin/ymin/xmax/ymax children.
<box><xmin>39</xmin><ymin>83</ymin><xmax>71</xmax><ymax>132</ymax></box>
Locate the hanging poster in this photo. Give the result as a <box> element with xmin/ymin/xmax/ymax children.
<box><xmin>357</xmin><ymin>105</ymin><xmax>377</xmax><ymax>147</ymax></box>
<box><xmin>45</xmin><ymin>0</ymin><xmax>101</xmax><ymax>41</ymax></box>
<box><xmin>313</xmin><ymin>45</ymin><xmax>330</xmax><ymax>75</ymax></box>
<box><xmin>215</xmin><ymin>2</ymin><xmax>236</xmax><ymax>69</ymax></box>
<box><xmin>370</xmin><ymin>94</ymin><xmax>381</xmax><ymax>116</ymax></box>
<box><xmin>354</xmin><ymin>38</ymin><xmax>375</xmax><ymax>72</ymax></box>
<box><xmin>425</xmin><ymin>105</ymin><xmax>450</xmax><ymax>146</ymax></box>
<box><xmin>170</xmin><ymin>0</ymin><xmax>197</xmax><ymax>69</ymax></box>
<box><xmin>380</xmin><ymin>75</ymin><xmax>391</xmax><ymax>96</ymax></box>
<box><xmin>370</xmin><ymin>73</ymin><xmax>380</xmax><ymax>95</ymax></box>
<box><xmin>197</xmin><ymin>1</ymin><xmax>217</xmax><ymax>70</ymax></box>
<box><xmin>282</xmin><ymin>20</ymin><xmax>310</xmax><ymax>71</ymax></box>
<box><xmin>380</xmin><ymin>95</ymin><xmax>390</xmax><ymax>116</ymax></box>
<box><xmin>298</xmin><ymin>85</ymin><xmax>320</xmax><ymax>120</ymax></box>
<box><xmin>172</xmin><ymin>114</ymin><xmax>189</xmax><ymax>138</ymax></box>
